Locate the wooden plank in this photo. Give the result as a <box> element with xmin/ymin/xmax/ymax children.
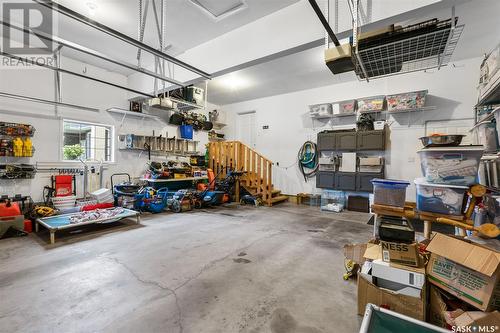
<box><xmin>246</xmin><ymin>146</ymin><xmax>251</xmax><ymax>184</ymax></box>
<box><xmin>267</xmin><ymin>161</ymin><xmax>273</xmax><ymax>206</ymax></box>
<box><xmin>262</xmin><ymin>160</ymin><xmax>268</xmax><ymax>201</ymax></box>
<box><xmin>216</xmin><ymin>142</ymin><xmax>221</xmax><ymax>177</ymax></box>
<box><xmin>241</xmin><ymin>143</ymin><xmax>248</xmax><ymax>183</ymax></box>
<box><xmin>209</xmin><ymin>143</ymin><xmax>214</xmax><ymax>170</ymax></box>
<box><xmin>257</xmin><ymin>155</ymin><xmax>262</xmax><ymax>194</ymax></box>
<box><xmin>230</xmin><ymin>142</ymin><xmax>235</xmax><ymax>171</ymax></box>
<box><xmin>252</xmin><ymin>151</ymin><xmax>257</xmax><ymax>188</ymax></box>
<box><xmin>424</xmin><ymin>221</ymin><xmax>431</xmax><ymax>239</ymax></box>
<box><xmin>218</xmin><ymin>142</ymin><xmax>223</xmax><ymax>178</ymax></box>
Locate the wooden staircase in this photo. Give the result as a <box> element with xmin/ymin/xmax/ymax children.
<box><xmin>208</xmin><ymin>141</ymin><xmax>288</xmax><ymax>206</ymax></box>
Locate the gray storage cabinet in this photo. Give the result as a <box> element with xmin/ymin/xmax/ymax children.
<box><xmin>357</xmin><ymin>130</ymin><xmax>385</xmax><ymax>150</ymax></box>
<box><xmin>335</xmin><ymin>172</ymin><xmax>357</xmax><ymax>191</ymax></box>
<box><xmin>335</xmin><ymin>132</ymin><xmax>357</xmax><ymax>150</ymax></box>
<box><xmin>316</xmin><ymin>171</ymin><xmax>335</xmax><ymax>188</ymax></box>
<box><xmin>317</xmin><ymin>132</ymin><xmax>335</xmax><ymax>151</ymax></box>
<box><xmin>356</xmin><ymin>173</ymin><xmax>384</xmax><ymax>192</ymax></box>
<box><xmin>316</xmin><ymin>129</ymin><xmax>386</xmax><ymax>192</ymax></box>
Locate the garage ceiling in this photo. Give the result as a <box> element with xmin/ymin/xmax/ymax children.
<box><xmin>52</xmin><ymin>0</ymin><xmax>299</xmax><ymax>74</ymax></box>
<box><xmin>207</xmin><ymin>0</ymin><xmax>500</xmax><ymax>106</ymax></box>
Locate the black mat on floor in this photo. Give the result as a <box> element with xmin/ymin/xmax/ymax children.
<box><xmin>367</xmin><ymin>216</ymin><xmax>455</xmax><ymax>235</ymax></box>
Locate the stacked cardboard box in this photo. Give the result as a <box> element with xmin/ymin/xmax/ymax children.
<box><xmin>349</xmin><ymin>232</ymin><xmax>500</xmax><ymax>329</ymax></box>
<box><xmin>355</xmin><ymin>240</ymin><xmax>428</xmax><ymax>321</ymax></box>
<box><xmin>425</xmin><ymin>233</ymin><xmax>500</xmax><ymax>329</ymax></box>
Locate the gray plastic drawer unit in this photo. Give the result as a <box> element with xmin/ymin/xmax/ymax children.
<box><xmin>317</xmin><ymin>132</ymin><xmax>336</xmax><ymax>151</ymax></box>
<box><xmin>317</xmin><ymin>171</ymin><xmax>335</xmax><ymax>188</ymax></box>
<box><xmin>335</xmin><ymin>172</ymin><xmax>357</xmax><ymax>190</ymax></box>
<box><xmin>335</xmin><ymin>132</ymin><xmax>357</xmax><ymax>150</ymax></box>
<box><xmin>357</xmin><ymin>130</ymin><xmax>385</xmax><ymax>150</ymax></box>
<box><xmin>356</xmin><ymin>173</ymin><xmax>384</xmax><ymax>192</ymax></box>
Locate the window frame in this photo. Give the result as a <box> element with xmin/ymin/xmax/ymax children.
<box><xmin>60</xmin><ymin>119</ymin><xmax>115</xmax><ymax>164</ymax></box>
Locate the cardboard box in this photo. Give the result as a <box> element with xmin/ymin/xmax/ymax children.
<box><xmin>372</xmin><ymin>259</ymin><xmax>425</xmax><ymax>289</ymax></box>
<box><xmin>357</xmin><ymin>274</ymin><xmax>426</xmax><ymax>321</ymax></box>
<box><xmin>381</xmin><ymin>241</ymin><xmax>420</xmax><ymax>267</ymax></box>
<box><xmin>359</xmin><ymin>157</ymin><xmax>382</xmax><ymax>166</ymax></box>
<box><xmin>454</xmin><ymin>311</ymin><xmax>500</xmax><ymax>328</ymax></box>
<box><xmin>426</xmin><ymin>233</ymin><xmax>500</xmax><ymax>311</ymax></box>
<box><xmin>429</xmin><ymin>284</ymin><xmax>472</xmax><ymax>328</ymax></box>
<box><xmin>363</xmin><ymin>242</ymin><xmax>382</xmax><ymax>260</ymax></box>
<box><xmin>376</xmin><ymin>278</ymin><xmax>422</xmax><ymax>297</ymax></box>
<box><xmin>344</xmin><ymin>243</ymin><xmax>368</xmax><ymax>265</ymax></box>
<box><xmin>429</xmin><ymin>285</ymin><xmax>451</xmax><ymax>328</ymax></box>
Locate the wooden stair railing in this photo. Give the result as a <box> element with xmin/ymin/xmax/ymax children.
<box><xmin>208</xmin><ymin>141</ymin><xmax>286</xmax><ymax>206</ymax></box>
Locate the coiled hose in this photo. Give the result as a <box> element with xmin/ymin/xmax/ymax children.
<box><xmin>298</xmin><ymin>141</ymin><xmax>319</xmax><ymax>181</ymax></box>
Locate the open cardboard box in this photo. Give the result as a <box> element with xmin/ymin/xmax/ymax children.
<box><xmin>357</xmin><ymin>274</ymin><xmax>426</xmax><ymax>321</ymax></box>
<box><xmin>430</xmin><ymin>285</ymin><xmax>500</xmax><ymax>329</ymax></box>
<box><xmin>426</xmin><ymin>233</ymin><xmax>500</xmax><ymax>311</ymax></box>
<box><xmin>357</xmin><ymin>242</ymin><xmax>427</xmax><ymax>321</ymax></box>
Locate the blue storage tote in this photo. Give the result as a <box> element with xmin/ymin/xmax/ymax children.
<box><xmin>415</xmin><ymin>178</ymin><xmax>468</xmax><ymax>216</ymax></box>
<box><xmin>180</xmin><ymin>125</ymin><xmax>193</xmax><ymax>139</ymax></box>
<box><xmin>417</xmin><ymin>146</ymin><xmax>484</xmax><ymax>186</ymax></box>
<box><xmin>371</xmin><ymin>179</ymin><xmax>410</xmax><ymax>208</ymax></box>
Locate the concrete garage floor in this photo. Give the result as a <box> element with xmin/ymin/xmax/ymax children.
<box><xmin>0</xmin><ymin>203</ymin><xmax>373</xmax><ymax>333</ymax></box>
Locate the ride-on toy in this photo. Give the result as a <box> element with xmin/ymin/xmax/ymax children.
<box><xmin>134</xmin><ymin>187</ymin><xmax>169</xmax><ymax>213</ymax></box>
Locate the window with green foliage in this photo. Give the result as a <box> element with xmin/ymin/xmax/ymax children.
<box><xmin>62</xmin><ymin>120</ymin><xmax>113</xmax><ymax>162</ymax></box>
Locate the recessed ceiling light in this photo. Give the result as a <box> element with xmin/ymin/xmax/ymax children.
<box><xmin>189</xmin><ymin>0</ymin><xmax>247</xmax><ymax>21</ymax></box>
<box><xmin>217</xmin><ymin>73</ymin><xmax>251</xmax><ymax>91</ymax></box>
<box><xmin>86</xmin><ymin>1</ymin><xmax>98</xmax><ymax>16</ymax></box>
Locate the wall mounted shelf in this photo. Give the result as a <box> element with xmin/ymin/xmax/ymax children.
<box><xmin>212</xmin><ymin>122</ymin><xmax>227</xmax><ymax>129</ymax></box>
<box><xmin>168</xmin><ymin>97</ymin><xmax>204</xmax><ymax>112</ymax></box>
<box><xmin>107</xmin><ymin>108</ymin><xmax>161</xmax><ymax>120</ymax></box>
<box><xmin>359</xmin><ymin>106</ymin><xmax>437</xmax><ymax>115</ymax></box>
<box><xmin>118</xmin><ymin>134</ymin><xmax>200</xmax><ymax>157</ymax></box>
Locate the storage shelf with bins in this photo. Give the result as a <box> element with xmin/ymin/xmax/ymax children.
<box><xmin>130</xmin><ymin>95</ymin><xmax>205</xmax><ymax>113</ymax></box>
<box><xmin>316</xmin><ymin>129</ymin><xmax>385</xmax><ymax>192</ymax></box>
<box><xmin>353</xmin><ymin>18</ymin><xmax>464</xmax><ymax>81</ymax></box>
<box><xmin>309</xmin><ymin>90</ymin><xmax>435</xmax><ymax>128</ymax></box>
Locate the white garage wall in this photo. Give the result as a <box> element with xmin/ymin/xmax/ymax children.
<box><xmin>221</xmin><ymin>57</ymin><xmax>482</xmax><ymax>200</ymax></box>
<box><xmin>0</xmin><ymin>56</ymin><xmax>210</xmax><ymax>202</ymax></box>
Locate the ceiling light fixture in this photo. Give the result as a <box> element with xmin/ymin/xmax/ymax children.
<box><xmin>86</xmin><ymin>1</ymin><xmax>98</xmax><ymax>17</ymax></box>
<box><xmin>217</xmin><ymin>73</ymin><xmax>250</xmax><ymax>91</ymax></box>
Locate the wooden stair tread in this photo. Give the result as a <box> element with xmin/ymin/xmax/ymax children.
<box><xmin>271</xmin><ymin>189</ymin><xmax>281</xmax><ymax>195</ymax></box>
<box><xmin>270</xmin><ymin>195</ymin><xmax>288</xmax><ymax>204</ymax></box>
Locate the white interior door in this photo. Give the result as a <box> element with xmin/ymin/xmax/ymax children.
<box><xmin>236</xmin><ymin>111</ymin><xmax>256</xmax><ymax>148</ymax></box>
